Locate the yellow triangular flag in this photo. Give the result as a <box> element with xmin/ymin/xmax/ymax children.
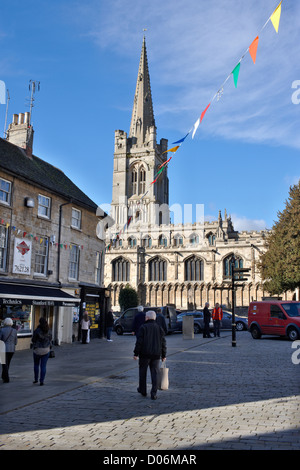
<box><xmin>270</xmin><ymin>1</ymin><xmax>282</xmax><ymax>33</ymax></box>
<box><xmin>162</xmin><ymin>145</ymin><xmax>179</xmax><ymax>154</ymax></box>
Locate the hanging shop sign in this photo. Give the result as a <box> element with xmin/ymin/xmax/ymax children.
<box><xmin>13</xmin><ymin>238</ymin><xmax>32</xmax><ymax>275</ymax></box>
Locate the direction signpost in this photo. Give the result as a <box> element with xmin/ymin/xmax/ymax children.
<box><xmin>230</xmin><ymin>258</ymin><xmax>251</xmax><ymax>347</ymax></box>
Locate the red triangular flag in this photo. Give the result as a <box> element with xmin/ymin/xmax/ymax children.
<box><xmin>200</xmin><ymin>103</ymin><xmax>211</xmax><ymax>123</ymax></box>
<box><xmin>249</xmin><ymin>36</ymin><xmax>259</xmax><ymax>64</ymax></box>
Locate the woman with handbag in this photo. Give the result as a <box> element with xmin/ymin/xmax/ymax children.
<box><xmin>32</xmin><ymin>317</ymin><xmax>52</xmax><ymax>386</ymax></box>
<box><xmin>0</xmin><ymin>317</ymin><xmax>18</xmax><ymax>383</ymax></box>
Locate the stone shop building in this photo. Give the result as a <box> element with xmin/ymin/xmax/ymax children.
<box><xmin>0</xmin><ymin>112</ymin><xmax>108</xmax><ymax>349</ymax></box>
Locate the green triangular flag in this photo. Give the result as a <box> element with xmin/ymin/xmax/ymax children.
<box><xmin>232</xmin><ymin>62</ymin><xmax>241</xmax><ymax>88</ymax></box>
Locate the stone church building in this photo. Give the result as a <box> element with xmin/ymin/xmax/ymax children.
<box><xmin>104</xmin><ymin>37</ymin><xmax>282</xmax><ymax>312</ymax></box>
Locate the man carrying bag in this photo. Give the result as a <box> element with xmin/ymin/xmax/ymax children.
<box><xmin>133</xmin><ymin>310</ymin><xmax>167</xmax><ymax>400</ymax></box>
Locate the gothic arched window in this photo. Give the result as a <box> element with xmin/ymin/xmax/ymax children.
<box><xmin>128</xmin><ymin>236</ymin><xmax>137</xmax><ymax>248</ymax></box>
<box><xmin>112</xmin><ymin>257</ymin><xmax>130</xmax><ymax>282</ymax></box>
<box><xmin>223</xmin><ymin>255</ymin><xmax>243</xmax><ymax>279</ymax></box>
<box><xmin>159</xmin><ymin>234</ymin><xmax>167</xmax><ymax>247</ymax></box>
<box><xmin>149</xmin><ymin>257</ymin><xmax>167</xmax><ymax>282</ymax></box>
<box><xmin>143</xmin><ymin>235</ymin><xmax>152</xmax><ymax>248</ymax></box>
<box><xmin>208</xmin><ymin>233</ymin><xmax>216</xmax><ymax>246</ymax></box>
<box><xmin>131</xmin><ymin>168</ymin><xmax>137</xmax><ymax>195</ymax></box>
<box><xmin>185</xmin><ymin>256</ymin><xmax>204</xmax><ymax>281</ymax></box>
<box><xmin>139</xmin><ymin>167</ymin><xmax>146</xmax><ymax>194</ymax></box>
<box><xmin>173</xmin><ymin>234</ymin><xmax>183</xmax><ymax>247</ymax></box>
<box><xmin>189</xmin><ymin>234</ymin><xmax>199</xmax><ymax>245</ymax></box>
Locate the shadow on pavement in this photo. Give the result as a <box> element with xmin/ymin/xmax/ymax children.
<box><xmin>1</xmin><ymin>332</ymin><xmax>299</xmax><ymax>438</ymax></box>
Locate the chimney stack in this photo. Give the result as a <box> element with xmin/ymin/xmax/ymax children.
<box><xmin>6</xmin><ymin>112</ymin><xmax>34</xmax><ymax>158</ymax></box>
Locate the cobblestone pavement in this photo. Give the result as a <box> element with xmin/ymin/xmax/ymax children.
<box><xmin>0</xmin><ymin>331</ymin><xmax>300</xmax><ymax>451</ymax></box>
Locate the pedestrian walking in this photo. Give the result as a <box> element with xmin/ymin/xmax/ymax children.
<box><xmin>32</xmin><ymin>317</ymin><xmax>52</xmax><ymax>386</ymax></box>
<box><xmin>132</xmin><ymin>306</ymin><xmax>145</xmax><ymax>337</ymax></box>
<box><xmin>0</xmin><ymin>318</ymin><xmax>18</xmax><ymax>383</ymax></box>
<box><xmin>81</xmin><ymin>311</ymin><xmax>91</xmax><ymax>344</ymax></box>
<box><xmin>212</xmin><ymin>302</ymin><xmax>223</xmax><ymax>337</ymax></box>
<box><xmin>203</xmin><ymin>302</ymin><xmax>211</xmax><ymax>338</ymax></box>
<box><xmin>105</xmin><ymin>310</ymin><xmax>115</xmax><ymax>342</ymax></box>
<box><xmin>133</xmin><ymin>310</ymin><xmax>167</xmax><ymax>400</ymax></box>
<box><xmin>156</xmin><ymin>308</ymin><xmax>168</xmax><ymax>335</ymax></box>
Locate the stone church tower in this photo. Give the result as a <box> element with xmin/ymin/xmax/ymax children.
<box><xmin>104</xmin><ymin>37</ymin><xmax>293</xmax><ymax>312</ymax></box>
<box><xmin>112</xmin><ymin>36</ymin><xmax>169</xmax><ymax>231</ymax></box>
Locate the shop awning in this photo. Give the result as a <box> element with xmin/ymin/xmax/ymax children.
<box><xmin>0</xmin><ymin>283</ymin><xmax>80</xmax><ymax>307</ymax></box>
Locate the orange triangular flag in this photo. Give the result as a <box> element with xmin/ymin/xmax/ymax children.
<box><xmin>249</xmin><ymin>36</ymin><xmax>259</xmax><ymax>64</ymax></box>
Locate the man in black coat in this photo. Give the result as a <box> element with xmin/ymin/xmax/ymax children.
<box><xmin>203</xmin><ymin>302</ymin><xmax>211</xmax><ymax>338</ymax></box>
<box><xmin>133</xmin><ymin>310</ymin><xmax>167</xmax><ymax>400</ymax></box>
<box><xmin>132</xmin><ymin>306</ymin><xmax>145</xmax><ymax>337</ymax></box>
<box><xmin>156</xmin><ymin>309</ymin><xmax>168</xmax><ymax>335</ymax></box>
<box><xmin>105</xmin><ymin>310</ymin><xmax>115</xmax><ymax>341</ymax></box>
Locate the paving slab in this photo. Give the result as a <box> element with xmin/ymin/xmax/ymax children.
<box><xmin>0</xmin><ymin>331</ymin><xmax>300</xmax><ymax>453</ymax></box>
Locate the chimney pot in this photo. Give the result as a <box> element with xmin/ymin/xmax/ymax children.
<box><xmin>18</xmin><ymin>113</ymin><xmax>24</xmax><ymax>125</ymax></box>
<box><xmin>24</xmin><ymin>112</ymin><xmax>30</xmax><ymax>124</ymax></box>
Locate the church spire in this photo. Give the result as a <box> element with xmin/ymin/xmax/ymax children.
<box><xmin>129</xmin><ymin>36</ymin><xmax>156</xmax><ymax>146</ymax></box>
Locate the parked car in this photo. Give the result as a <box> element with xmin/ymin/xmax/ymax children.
<box><xmin>114</xmin><ymin>305</ymin><xmax>178</xmax><ymax>335</ymax></box>
<box><xmin>175</xmin><ymin>310</ymin><xmax>248</xmax><ymax>334</ymax></box>
<box><xmin>175</xmin><ymin>311</ymin><xmax>213</xmax><ymax>334</ymax></box>
<box><xmin>221</xmin><ymin>311</ymin><xmax>248</xmax><ymax>331</ymax></box>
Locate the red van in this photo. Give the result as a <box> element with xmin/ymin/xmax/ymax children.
<box><xmin>248</xmin><ymin>301</ymin><xmax>300</xmax><ymax>341</ymax></box>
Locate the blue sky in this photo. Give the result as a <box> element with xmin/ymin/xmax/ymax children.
<box><xmin>0</xmin><ymin>0</ymin><xmax>299</xmax><ymax>231</ymax></box>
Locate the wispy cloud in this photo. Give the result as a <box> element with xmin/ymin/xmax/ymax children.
<box><xmin>231</xmin><ymin>214</ymin><xmax>268</xmax><ymax>232</ymax></box>
<box><xmin>68</xmin><ymin>0</ymin><xmax>300</xmax><ymax>149</ymax></box>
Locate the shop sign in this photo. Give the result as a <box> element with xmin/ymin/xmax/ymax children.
<box><xmin>13</xmin><ymin>238</ymin><xmax>32</xmax><ymax>275</ymax></box>
<box><xmin>85</xmin><ymin>302</ymin><xmax>100</xmax><ymax>329</ymax></box>
<box><xmin>32</xmin><ymin>300</ymin><xmax>55</xmax><ymax>306</ymax></box>
<box><xmin>0</xmin><ymin>298</ymin><xmax>78</xmax><ymax>307</ymax></box>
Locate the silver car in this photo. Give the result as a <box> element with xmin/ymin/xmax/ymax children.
<box><xmin>175</xmin><ymin>311</ymin><xmax>213</xmax><ymax>334</ymax></box>
<box><xmin>221</xmin><ymin>311</ymin><xmax>248</xmax><ymax>331</ymax></box>
<box><xmin>176</xmin><ymin>310</ymin><xmax>248</xmax><ymax>333</ymax></box>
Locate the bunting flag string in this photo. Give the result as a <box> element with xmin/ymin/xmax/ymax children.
<box><xmin>0</xmin><ymin>217</ymin><xmax>86</xmax><ymax>250</ymax></box>
<box><xmin>188</xmin><ymin>0</ymin><xmax>283</xmax><ymax>139</ymax></box>
<box><xmin>159</xmin><ymin>156</ymin><xmax>172</xmax><ymax>169</ymax></box>
<box><xmin>105</xmin><ymin>1</ymin><xmax>285</xmax><ymax>251</ymax></box>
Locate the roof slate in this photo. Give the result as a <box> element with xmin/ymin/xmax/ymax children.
<box><xmin>0</xmin><ymin>138</ymin><xmax>98</xmax><ymax>211</ymax></box>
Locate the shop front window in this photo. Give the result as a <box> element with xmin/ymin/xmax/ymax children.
<box><xmin>0</xmin><ymin>304</ymin><xmax>32</xmax><ymax>335</ymax></box>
